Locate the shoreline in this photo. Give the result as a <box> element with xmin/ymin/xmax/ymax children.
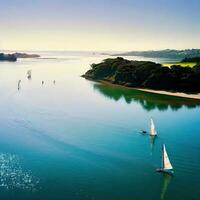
<box><xmin>92</xmin><ymin>79</ymin><xmax>200</xmax><ymax>100</ymax></box>
<box><xmin>135</xmin><ymin>88</ymin><xmax>200</xmax><ymax>100</ymax></box>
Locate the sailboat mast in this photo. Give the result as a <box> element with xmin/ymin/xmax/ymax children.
<box><xmin>162</xmin><ymin>144</ymin><xmax>165</xmax><ymax>169</ymax></box>
<box><xmin>157</xmin><ymin>144</ymin><xmax>174</xmax><ymax>174</ymax></box>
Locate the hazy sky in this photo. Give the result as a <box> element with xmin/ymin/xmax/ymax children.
<box><xmin>1</xmin><ymin>0</ymin><xmax>200</xmax><ymax>51</ymax></box>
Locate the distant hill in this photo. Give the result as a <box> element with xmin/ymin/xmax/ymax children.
<box><xmin>0</xmin><ymin>52</ymin><xmax>40</xmax><ymax>62</ymax></box>
<box><xmin>112</xmin><ymin>49</ymin><xmax>200</xmax><ymax>59</ymax></box>
<box><xmin>14</xmin><ymin>52</ymin><xmax>40</xmax><ymax>58</ymax></box>
<box><xmin>0</xmin><ymin>53</ymin><xmax>17</xmax><ymax>62</ymax></box>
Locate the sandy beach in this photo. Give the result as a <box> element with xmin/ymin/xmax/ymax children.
<box><xmin>99</xmin><ymin>80</ymin><xmax>200</xmax><ymax>100</ymax></box>
<box><xmin>136</xmin><ymin>88</ymin><xmax>200</xmax><ymax>100</ymax></box>
<box><xmin>135</xmin><ymin>88</ymin><xmax>200</xmax><ymax>100</ymax></box>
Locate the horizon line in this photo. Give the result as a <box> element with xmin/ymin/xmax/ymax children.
<box><xmin>1</xmin><ymin>48</ymin><xmax>200</xmax><ymax>53</ymax></box>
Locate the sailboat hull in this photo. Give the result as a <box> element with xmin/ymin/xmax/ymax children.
<box><xmin>156</xmin><ymin>168</ymin><xmax>174</xmax><ymax>175</ymax></box>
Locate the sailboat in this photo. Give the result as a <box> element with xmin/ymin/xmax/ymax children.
<box><xmin>150</xmin><ymin>118</ymin><xmax>157</xmax><ymax>136</ymax></box>
<box><xmin>157</xmin><ymin>144</ymin><xmax>174</xmax><ymax>174</ymax></box>
<box><xmin>18</xmin><ymin>80</ymin><xmax>21</xmax><ymax>91</ymax></box>
<box><xmin>27</xmin><ymin>70</ymin><xmax>32</xmax><ymax>79</ymax></box>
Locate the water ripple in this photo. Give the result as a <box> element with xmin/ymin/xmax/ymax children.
<box><xmin>0</xmin><ymin>153</ymin><xmax>39</xmax><ymax>191</ymax></box>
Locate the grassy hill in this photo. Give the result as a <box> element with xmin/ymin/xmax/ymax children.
<box><xmin>162</xmin><ymin>62</ymin><xmax>197</xmax><ymax>68</ymax></box>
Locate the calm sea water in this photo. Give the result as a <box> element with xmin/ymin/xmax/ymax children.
<box><xmin>0</xmin><ymin>52</ymin><xmax>199</xmax><ymax>200</ymax></box>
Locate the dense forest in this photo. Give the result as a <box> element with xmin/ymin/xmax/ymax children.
<box><xmin>182</xmin><ymin>56</ymin><xmax>200</xmax><ymax>63</ymax></box>
<box><xmin>82</xmin><ymin>57</ymin><xmax>200</xmax><ymax>93</ymax></box>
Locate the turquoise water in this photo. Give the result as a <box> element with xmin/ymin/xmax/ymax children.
<box><xmin>0</xmin><ymin>52</ymin><xmax>199</xmax><ymax>200</ymax></box>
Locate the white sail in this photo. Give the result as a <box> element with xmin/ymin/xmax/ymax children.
<box><xmin>27</xmin><ymin>70</ymin><xmax>31</xmax><ymax>75</ymax></box>
<box><xmin>162</xmin><ymin>144</ymin><xmax>173</xmax><ymax>170</ymax></box>
<box><xmin>150</xmin><ymin>118</ymin><xmax>157</xmax><ymax>136</ymax></box>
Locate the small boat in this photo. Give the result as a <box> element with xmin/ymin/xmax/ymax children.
<box><xmin>140</xmin><ymin>130</ymin><xmax>147</xmax><ymax>134</ymax></box>
<box><xmin>150</xmin><ymin>118</ymin><xmax>157</xmax><ymax>136</ymax></box>
<box><xmin>157</xmin><ymin>144</ymin><xmax>174</xmax><ymax>175</ymax></box>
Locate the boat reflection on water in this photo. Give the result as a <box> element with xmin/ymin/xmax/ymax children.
<box><xmin>150</xmin><ymin>135</ymin><xmax>156</xmax><ymax>153</ymax></box>
<box><xmin>160</xmin><ymin>173</ymin><xmax>172</xmax><ymax>200</ymax></box>
<box><xmin>93</xmin><ymin>83</ymin><xmax>200</xmax><ymax>111</ymax></box>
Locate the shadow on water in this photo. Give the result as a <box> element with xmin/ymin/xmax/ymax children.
<box><xmin>93</xmin><ymin>83</ymin><xmax>200</xmax><ymax>111</ymax></box>
<box><xmin>160</xmin><ymin>173</ymin><xmax>172</xmax><ymax>200</ymax></box>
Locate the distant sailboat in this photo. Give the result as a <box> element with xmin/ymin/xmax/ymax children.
<box><xmin>157</xmin><ymin>144</ymin><xmax>174</xmax><ymax>174</ymax></box>
<box><xmin>18</xmin><ymin>80</ymin><xmax>21</xmax><ymax>91</ymax></box>
<box><xmin>150</xmin><ymin>118</ymin><xmax>157</xmax><ymax>136</ymax></box>
<box><xmin>27</xmin><ymin>70</ymin><xmax>32</xmax><ymax>79</ymax></box>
